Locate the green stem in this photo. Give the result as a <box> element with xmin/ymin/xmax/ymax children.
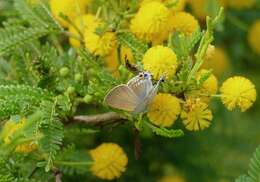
<box><xmin>226</xmin><ymin>13</ymin><xmax>248</xmax><ymax>32</ymax></box>
<box><xmin>195</xmin><ymin>93</ymin><xmax>222</xmax><ymax>98</ymax></box>
<box><xmin>54</xmin><ymin>161</ymin><xmax>93</xmax><ymax>166</ymax></box>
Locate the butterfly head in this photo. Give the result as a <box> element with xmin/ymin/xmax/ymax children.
<box><xmin>138</xmin><ymin>72</ymin><xmax>152</xmax><ymax>80</ymax></box>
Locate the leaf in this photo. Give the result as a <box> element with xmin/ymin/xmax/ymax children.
<box><xmin>0</xmin><ymin>85</ymin><xmax>51</xmax><ymax>120</ymax></box>
<box><xmin>169</xmin><ymin>28</ymin><xmax>202</xmax><ymax>60</ymax></box>
<box><xmin>248</xmin><ymin>145</ymin><xmax>260</xmax><ymax>182</ymax></box>
<box><xmin>37</xmin><ymin>100</ymin><xmax>64</xmax><ymax>172</ymax></box>
<box><xmin>235</xmin><ymin>175</ymin><xmax>253</xmax><ymax>182</ymax></box>
<box><xmin>145</xmin><ymin>121</ymin><xmax>184</xmax><ymax>138</ymax></box>
<box><xmin>0</xmin><ymin>0</ymin><xmax>62</xmax><ymax>55</ymax></box>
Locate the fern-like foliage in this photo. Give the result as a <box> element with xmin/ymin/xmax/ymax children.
<box><xmin>0</xmin><ymin>85</ymin><xmax>51</xmax><ymax>120</ymax></box>
<box><xmin>235</xmin><ymin>145</ymin><xmax>260</xmax><ymax>182</ymax></box>
<box><xmin>56</xmin><ymin>144</ymin><xmax>92</xmax><ymax>175</ymax></box>
<box><xmin>37</xmin><ymin>100</ymin><xmax>64</xmax><ymax>172</ymax></box>
<box><xmin>145</xmin><ymin>120</ymin><xmax>184</xmax><ymax>138</ymax></box>
<box><xmin>248</xmin><ymin>145</ymin><xmax>260</xmax><ymax>182</ymax></box>
<box><xmin>169</xmin><ymin>28</ymin><xmax>202</xmax><ymax>60</ymax></box>
<box><xmin>79</xmin><ymin>49</ymin><xmax>119</xmax><ymax>102</ymax></box>
<box><xmin>0</xmin><ymin>0</ymin><xmax>62</xmax><ymax>55</ymax></box>
<box><xmin>235</xmin><ymin>175</ymin><xmax>253</xmax><ymax>182</ymax></box>
<box><xmin>0</xmin><ymin>158</ymin><xmax>15</xmax><ymax>182</ymax></box>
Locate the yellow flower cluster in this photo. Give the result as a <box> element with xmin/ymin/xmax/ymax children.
<box><xmin>170</xmin><ymin>12</ymin><xmax>199</xmax><ymax>36</ymax></box>
<box><xmin>50</xmin><ymin>0</ymin><xmax>90</xmax><ymax>28</ymax></box>
<box><xmin>248</xmin><ymin>20</ymin><xmax>260</xmax><ymax>54</ymax></box>
<box><xmin>68</xmin><ymin>14</ymin><xmax>101</xmax><ymax>48</ymax></box>
<box><xmin>130</xmin><ymin>1</ymin><xmax>171</xmax><ymax>43</ymax></box>
<box><xmin>104</xmin><ymin>46</ymin><xmax>135</xmax><ymax>77</ymax></box>
<box><xmin>198</xmin><ymin>69</ymin><xmax>218</xmax><ymax>98</ymax></box>
<box><xmin>181</xmin><ymin>98</ymin><xmax>213</xmax><ymax>131</ymax></box>
<box><xmin>3</xmin><ymin>118</ymin><xmax>37</xmax><ymax>153</ymax></box>
<box><xmin>202</xmin><ymin>47</ymin><xmax>230</xmax><ymax>77</ymax></box>
<box><xmin>84</xmin><ymin>31</ymin><xmax>117</xmax><ymax>57</ymax></box>
<box><xmin>220</xmin><ymin>76</ymin><xmax>257</xmax><ymax>112</ymax></box>
<box><xmin>131</xmin><ymin>1</ymin><xmax>198</xmax><ymax>44</ymax></box>
<box><xmin>148</xmin><ymin>93</ymin><xmax>181</xmax><ymax>127</ymax></box>
<box><xmin>187</xmin><ymin>69</ymin><xmax>218</xmax><ymax>103</ymax></box>
<box><xmin>90</xmin><ymin>143</ymin><xmax>128</xmax><ymax>180</ymax></box>
<box><xmin>142</xmin><ymin>46</ymin><xmax>178</xmax><ymax>80</ymax></box>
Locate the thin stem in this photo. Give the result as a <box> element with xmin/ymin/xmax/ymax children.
<box><xmin>226</xmin><ymin>13</ymin><xmax>248</xmax><ymax>32</ymax></box>
<box><xmin>54</xmin><ymin>161</ymin><xmax>93</xmax><ymax>166</ymax></box>
<box><xmin>73</xmin><ymin>112</ymin><xmax>126</xmax><ymax>125</ymax></box>
<box><xmin>195</xmin><ymin>93</ymin><xmax>222</xmax><ymax>98</ymax></box>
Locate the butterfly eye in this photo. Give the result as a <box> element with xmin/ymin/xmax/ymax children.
<box><xmin>143</xmin><ymin>73</ymin><xmax>148</xmax><ymax>78</ymax></box>
<box><xmin>139</xmin><ymin>73</ymin><xmax>143</xmax><ymax>78</ymax></box>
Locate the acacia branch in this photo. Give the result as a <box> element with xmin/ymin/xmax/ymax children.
<box><xmin>73</xmin><ymin>112</ymin><xmax>126</xmax><ymax>125</ymax></box>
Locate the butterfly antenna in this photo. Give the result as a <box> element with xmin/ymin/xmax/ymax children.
<box><xmin>159</xmin><ymin>75</ymin><xmax>165</xmax><ymax>83</ymax></box>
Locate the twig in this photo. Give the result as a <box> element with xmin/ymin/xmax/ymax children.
<box><xmin>73</xmin><ymin>112</ymin><xmax>126</xmax><ymax>125</ymax></box>
<box><xmin>54</xmin><ymin>170</ymin><xmax>62</xmax><ymax>182</ymax></box>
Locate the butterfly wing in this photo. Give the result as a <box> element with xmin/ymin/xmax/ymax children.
<box><xmin>127</xmin><ymin>74</ymin><xmax>153</xmax><ymax>100</ymax></box>
<box><xmin>133</xmin><ymin>76</ymin><xmax>164</xmax><ymax>114</ymax></box>
<box><xmin>104</xmin><ymin>85</ymin><xmax>139</xmax><ymax>112</ymax></box>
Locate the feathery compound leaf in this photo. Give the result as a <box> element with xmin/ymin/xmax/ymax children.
<box><xmin>37</xmin><ymin>100</ymin><xmax>64</xmax><ymax>172</ymax></box>
<box><xmin>117</xmin><ymin>32</ymin><xmax>148</xmax><ymax>61</ymax></box>
<box><xmin>235</xmin><ymin>175</ymin><xmax>253</xmax><ymax>182</ymax></box>
<box><xmin>0</xmin><ymin>0</ymin><xmax>61</xmax><ymax>55</ymax></box>
<box><xmin>169</xmin><ymin>28</ymin><xmax>201</xmax><ymax>60</ymax></box>
<box><xmin>145</xmin><ymin>121</ymin><xmax>184</xmax><ymax>138</ymax></box>
<box><xmin>14</xmin><ymin>0</ymin><xmax>61</xmax><ymax>30</ymax></box>
<box><xmin>0</xmin><ymin>85</ymin><xmax>51</xmax><ymax>120</ymax></box>
<box><xmin>0</xmin><ymin>26</ymin><xmax>52</xmax><ymax>56</ymax></box>
<box><xmin>55</xmin><ymin>145</ymin><xmax>92</xmax><ymax>175</ymax></box>
<box><xmin>248</xmin><ymin>145</ymin><xmax>260</xmax><ymax>182</ymax></box>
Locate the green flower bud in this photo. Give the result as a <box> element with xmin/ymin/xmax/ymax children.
<box><xmin>66</xmin><ymin>86</ymin><xmax>75</xmax><ymax>94</ymax></box>
<box><xmin>88</xmin><ymin>68</ymin><xmax>96</xmax><ymax>75</ymax></box>
<box><xmin>59</xmin><ymin>67</ymin><xmax>69</xmax><ymax>77</ymax></box>
<box><xmin>83</xmin><ymin>94</ymin><xmax>93</xmax><ymax>103</ymax></box>
<box><xmin>74</xmin><ymin>73</ymin><xmax>82</xmax><ymax>82</ymax></box>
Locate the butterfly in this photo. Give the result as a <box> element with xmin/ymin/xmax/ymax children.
<box><xmin>104</xmin><ymin>72</ymin><xmax>164</xmax><ymax>115</ymax></box>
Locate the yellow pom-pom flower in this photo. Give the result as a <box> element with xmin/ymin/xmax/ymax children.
<box><xmin>84</xmin><ymin>30</ymin><xmax>117</xmax><ymax>57</ymax></box>
<box><xmin>50</xmin><ymin>0</ymin><xmax>89</xmax><ymax>28</ymax></box>
<box><xmin>227</xmin><ymin>0</ymin><xmax>256</xmax><ymax>9</ymax></box>
<box><xmin>170</xmin><ymin>12</ymin><xmax>199</xmax><ymax>36</ymax></box>
<box><xmin>104</xmin><ymin>49</ymin><xmax>120</xmax><ymax>77</ymax></box>
<box><xmin>3</xmin><ymin>118</ymin><xmax>37</xmax><ymax>153</ymax></box>
<box><xmin>130</xmin><ymin>1</ymin><xmax>171</xmax><ymax>42</ymax></box>
<box><xmin>69</xmin><ymin>14</ymin><xmax>101</xmax><ymax>48</ymax></box>
<box><xmin>248</xmin><ymin>20</ymin><xmax>260</xmax><ymax>54</ymax></box>
<box><xmin>198</xmin><ymin>69</ymin><xmax>218</xmax><ymax>95</ymax></box>
<box><xmin>220</xmin><ymin>76</ymin><xmax>257</xmax><ymax>112</ymax></box>
<box><xmin>142</xmin><ymin>46</ymin><xmax>178</xmax><ymax>80</ymax></box>
<box><xmin>181</xmin><ymin>99</ymin><xmax>213</xmax><ymax>131</ymax></box>
<box><xmin>90</xmin><ymin>143</ymin><xmax>128</xmax><ymax>180</ymax></box>
<box><xmin>148</xmin><ymin>93</ymin><xmax>181</xmax><ymax>127</ymax></box>
<box><xmin>202</xmin><ymin>47</ymin><xmax>230</xmax><ymax>77</ymax></box>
